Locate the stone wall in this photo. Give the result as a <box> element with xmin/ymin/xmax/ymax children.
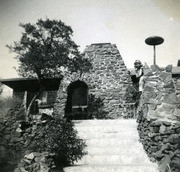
<box><xmin>137</xmin><ymin>64</ymin><xmax>180</xmax><ymax>172</ymax></box>
<box><xmin>14</xmin><ymin>152</ymin><xmax>55</xmax><ymax>172</ymax></box>
<box><xmin>0</xmin><ymin>107</ymin><xmax>55</xmax><ymax>172</ymax></box>
<box><xmin>173</xmin><ymin>76</ymin><xmax>180</xmax><ymax>99</ymax></box>
<box><xmin>54</xmin><ymin>43</ymin><xmax>133</xmax><ymax>119</ymax></box>
<box><xmin>0</xmin><ymin>106</ymin><xmax>27</xmax><ymax>171</ymax></box>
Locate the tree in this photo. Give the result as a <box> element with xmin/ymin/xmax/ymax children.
<box><xmin>7</xmin><ymin>18</ymin><xmax>91</xmax><ymax>79</ymax></box>
<box><xmin>7</xmin><ymin>18</ymin><xmax>92</xmax><ymax>118</ymax></box>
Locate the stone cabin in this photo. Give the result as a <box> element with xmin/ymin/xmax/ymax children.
<box><xmin>1</xmin><ymin>43</ymin><xmax>180</xmax><ymax>119</ymax></box>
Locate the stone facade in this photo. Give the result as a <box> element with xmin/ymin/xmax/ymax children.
<box><xmin>137</xmin><ymin>64</ymin><xmax>180</xmax><ymax>172</ymax></box>
<box><xmin>139</xmin><ymin>64</ymin><xmax>180</xmax><ymax>121</ymax></box>
<box><xmin>173</xmin><ymin>76</ymin><xmax>180</xmax><ymax>99</ymax></box>
<box><xmin>54</xmin><ymin>43</ymin><xmax>133</xmax><ymax>119</ymax></box>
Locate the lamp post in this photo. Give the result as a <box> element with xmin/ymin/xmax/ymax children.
<box><xmin>145</xmin><ymin>36</ymin><xmax>164</xmax><ymax>65</ymax></box>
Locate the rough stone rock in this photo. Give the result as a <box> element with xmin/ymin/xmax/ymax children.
<box><xmin>159</xmin><ymin>155</ymin><xmax>171</xmax><ymax>172</ymax></box>
<box><xmin>175</xmin><ymin>127</ymin><xmax>180</xmax><ymax>133</ymax></box>
<box><xmin>0</xmin><ymin>124</ymin><xmax>5</xmax><ymax>132</ymax></box>
<box><xmin>159</xmin><ymin>72</ymin><xmax>172</xmax><ymax>82</ymax></box>
<box><xmin>147</xmin><ymin>76</ymin><xmax>159</xmax><ymax>82</ymax></box>
<box><xmin>151</xmin><ymin>65</ymin><xmax>160</xmax><ymax>72</ymax></box>
<box><xmin>163</xmin><ymin>93</ymin><xmax>180</xmax><ymax>104</ymax></box>
<box><xmin>170</xmin><ymin>155</ymin><xmax>180</xmax><ymax>171</ymax></box>
<box><xmin>143</xmin><ymin>91</ymin><xmax>157</xmax><ymax>103</ymax></box>
<box><xmin>144</xmin><ymin>69</ymin><xmax>153</xmax><ymax>76</ymax></box>
<box><xmin>144</xmin><ymin>85</ymin><xmax>155</xmax><ymax>92</ymax></box>
<box><xmin>150</xmin><ymin>121</ymin><xmax>162</xmax><ymax>127</ymax></box>
<box><xmin>148</xmin><ymin>104</ymin><xmax>157</xmax><ymax>110</ymax></box>
<box><xmin>161</xmin><ymin>143</ymin><xmax>171</xmax><ymax>152</ymax></box>
<box><xmin>16</xmin><ymin>127</ymin><xmax>22</xmax><ymax>133</ymax></box>
<box><xmin>146</xmin><ymin>81</ymin><xmax>157</xmax><ymax>87</ymax></box>
<box><xmin>32</xmin><ymin>163</ymin><xmax>40</xmax><ymax>171</ymax></box>
<box><xmin>23</xmin><ymin>158</ymin><xmax>32</xmax><ymax>165</ymax></box>
<box><xmin>14</xmin><ymin>131</ymin><xmax>22</xmax><ymax>137</ymax></box>
<box><xmin>155</xmin><ymin>150</ymin><xmax>164</xmax><ymax>160</ymax></box>
<box><xmin>165</xmin><ymin>65</ymin><xmax>172</xmax><ymax>73</ymax></box>
<box><xmin>168</xmin><ymin>134</ymin><xmax>180</xmax><ymax>144</ymax></box>
<box><xmin>159</xmin><ymin>125</ymin><xmax>167</xmax><ymax>134</ymax></box>
<box><xmin>164</xmin><ymin>81</ymin><xmax>175</xmax><ymax>89</ymax></box>
<box><xmin>173</xmin><ymin>109</ymin><xmax>180</xmax><ymax>118</ymax></box>
<box><xmin>39</xmin><ymin>162</ymin><xmax>50</xmax><ymax>172</ymax></box>
<box><xmin>161</xmin><ymin>103</ymin><xmax>177</xmax><ymax>111</ymax></box>
<box><xmin>24</xmin><ymin>153</ymin><xmax>35</xmax><ymax>160</ymax></box>
<box><xmin>19</xmin><ymin>167</ymin><xmax>28</xmax><ymax>172</ymax></box>
<box><xmin>152</xmin><ymin>126</ymin><xmax>160</xmax><ymax>133</ymax></box>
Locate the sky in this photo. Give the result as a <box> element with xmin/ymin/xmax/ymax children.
<box><xmin>0</xmin><ymin>0</ymin><xmax>180</xmax><ymax>79</ymax></box>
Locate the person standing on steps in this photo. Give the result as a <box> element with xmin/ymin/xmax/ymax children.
<box><xmin>131</xmin><ymin>60</ymin><xmax>145</xmax><ymax>115</ymax></box>
<box><xmin>134</xmin><ymin>60</ymin><xmax>144</xmax><ymax>94</ymax></box>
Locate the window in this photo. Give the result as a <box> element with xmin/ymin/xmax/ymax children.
<box><xmin>39</xmin><ymin>91</ymin><xmax>47</xmax><ymax>104</ymax></box>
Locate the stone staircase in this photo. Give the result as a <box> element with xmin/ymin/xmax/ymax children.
<box><xmin>63</xmin><ymin>119</ymin><xmax>159</xmax><ymax>172</ymax></box>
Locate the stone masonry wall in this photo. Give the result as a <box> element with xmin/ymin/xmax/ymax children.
<box><xmin>0</xmin><ymin>107</ymin><xmax>54</xmax><ymax>172</ymax></box>
<box><xmin>173</xmin><ymin>76</ymin><xmax>180</xmax><ymax>99</ymax></box>
<box><xmin>54</xmin><ymin>43</ymin><xmax>133</xmax><ymax>119</ymax></box>
<box><xmin>137</xmin><ymin>64</ymin><xmax>180</xmax><ymax>172</ymax></box>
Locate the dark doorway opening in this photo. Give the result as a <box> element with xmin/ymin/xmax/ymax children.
<box><xmin>65</xmin><ymin>80</ymin><xmax>88</xmax><ymax>119</ymax></box>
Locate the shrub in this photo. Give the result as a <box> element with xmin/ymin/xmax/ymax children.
<box><xmin>124</xmin><ymin>85</ymin><xmax>139</xmax><ymax>104</ymax></box>
<box><xmin>88</xmin><ymin>94</ymin><xmax>110</xmax><ymax>119</ymax></box>
<box><xmin>27</xmin><ymin>116</ymin><xmax>86</xmax><ymax>168</ymax></box>
<box><xmin>0</xmin><ymin>96</ymin><xmax>86</xmax><ymax>169</ymax></box>
<box><xmin>0</xmin><ymin>96</ymin><xmax>22</xmax><ymax>118</ymax></box>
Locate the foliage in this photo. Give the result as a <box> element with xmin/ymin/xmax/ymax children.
<box><xmin>0</xmin><ymin>82</ymin><xmax>3</xmax><ymax>95</ymax></box>
<box><xmin>1</xmin><ymin>113</ymin><xmax>86</xmax><ymax>170</ymax></box>
<box><xmin>27</xmin><ymin>117</ymin><xmax>86</xmax><ymax>167</ymax></box>
<box><xmin>124</xmin><ymin>85</ymin><xmax>139</xmax><ymax>103</ymax></box>
<box><xmin>7</xmin><ymin>18</ymin><xmax>92</xmax><ymax>117</ymax></box>
<box><xmin>88</xmin><ymin>94</ymin><xmax>110</xmax><ymax>119</ymax></box>
<box><xmin>7</xmin><ymin>18</ymin><xmax>92</xmax><ymax>79</ymax></box>
<box><xmin>0</xmin><ymin>96</ymin><xmax>22</xmax><ymax>118</ymax></box>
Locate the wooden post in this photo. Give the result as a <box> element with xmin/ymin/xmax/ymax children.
<box><xmin>23</xmin><ymin>91</ymin><xmax>27</xmax><ymax>112</ymax></box>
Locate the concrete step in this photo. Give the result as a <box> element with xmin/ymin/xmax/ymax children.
<box><xmin>75</xmin><ymin>125</ymin><xmax>137</xmax><ymax>133</ymax></box>
<box><xmin>81</xmin><ymin>138</ymin><xmax>141</xmax><ymax>146</ymax></box>
<box><xmin>77</xmin><ymin>131</ymin><xmax>139</xmax><ymax>139</ymax></box>
<box><xmin>74</xmin><ymin>154</ymin><xmax>153</xmax><ymax>165</ymax></box>
<box><xmin>84</xmin><ymin>146</ymin><xmax>145</xmax><ymax>155</ymax></box>
<box><xmin>73</xmin><ymin>119</ymin><xmax>137</xmax><ymax>126</ymax></box>
<box><xmin>64</xmin><ymin>165</ymin><xmax>159</xmax><ymax>172</ymax></box>
<box><xmin>77</xmin><ymin>130</ymin><xmax>139</xmax><ymax>139</ymax></box>
<box><xmin>64</xmin><ymin>119</ymin><xmax>159</xmax><ymax>172</ymax></box>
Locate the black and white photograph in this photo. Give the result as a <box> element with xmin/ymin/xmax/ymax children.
<box><xmin>0</xmin><ymin>0</ymin><xmax>180</xmax><ymax>171</ymax></box>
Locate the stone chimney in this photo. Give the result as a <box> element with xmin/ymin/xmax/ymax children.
<box><xmin>54</xmin><ymin>43</ymin><xmax>133</xmax><ymax>119</ymax></box>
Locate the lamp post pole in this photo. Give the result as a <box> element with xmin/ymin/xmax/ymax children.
<box><xmin>145</xmin><ymin>36</ymin><xmax>164</xmax><ymax>65</ymax></box>
<box><xmin>153</xmin><ymin>45</ymin><xmax>156</xmax><ymax>65</ymax></box>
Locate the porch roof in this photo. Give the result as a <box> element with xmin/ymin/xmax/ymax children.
<box><xmin>0</xmin><ymin>77</ymin><xmax>62</xmax><ymax>92</ymax></box>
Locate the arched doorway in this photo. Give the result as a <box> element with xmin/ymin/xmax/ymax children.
<box><xmin>65</xmin><ymin>80</ymin><xmax>88</xmax><ymax>119</ymax></box>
